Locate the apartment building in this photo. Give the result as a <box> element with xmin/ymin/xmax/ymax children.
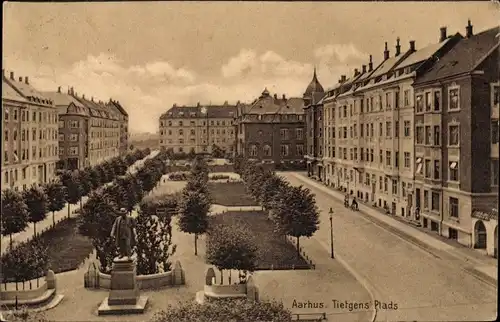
<box><xmin>323</xmin><ymin>26</ymin><xmax>462</xmax><ymax>221</ymax></box>
<box><xmin>412</xmin><ymin>22</ymin><xmax>499</xmax><ymax>251</ymax></box>
<box><xmin>303</xmin><ymin>68</ymin><xmax>326</xmax><ymax>177</ymax></box>
<box><xmin>2</xmin><ymin>71</ymin><xmax>59</xmax><ymax>190</ymax></box>
<box><xmin>235</xmin><ymin>88</ymin><xmax>306</xmax><ymax>166</ymax></box>
<box><xmin>159</xmin><ymin>103</ymin><xmax>237</xmax><ymax>154</ymax></box>
<box><xmin>108</xmin><ymin>99</ymin><xmax>129</xmax><ymax>155</ymax></box>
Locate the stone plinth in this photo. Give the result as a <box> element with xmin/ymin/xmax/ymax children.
<box><xmin>98</xmin><ymin>257</ymin><xmax>148</xmax><ymax>315</ymax></box>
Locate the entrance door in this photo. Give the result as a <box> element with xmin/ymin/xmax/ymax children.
<box><xmin>474</xmin><ymin>221</ymin><xmax>487</xmax><ymax>249</ymax></box>
<box><xmin>391</xmin><ymin>202</ymin><xmax>396</xmax><ymax>215</ymax></box>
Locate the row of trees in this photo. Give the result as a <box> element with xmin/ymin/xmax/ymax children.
<box><xmin>0</xmin><ymin>149</ymin><xmax>151</xmax><ymax>251</ymax></box>
<box><xmin>239</xmin><ymin>159</ymin><xmax>320</xmax><ymax>257</ymax></box>
<box><xmin>178</xmin><ymin>156</ymin><xmax>212</xmax><ymax>256</ymax></box>
<box><xmin>78</xmin><ymin>150</ymin><xmax>171</xmax><ymax>273</ymax></box>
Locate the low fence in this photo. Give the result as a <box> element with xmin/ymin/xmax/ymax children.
<box><xmin>84</xmin><ymin>260</ymin><xmax>185</xmax><ymax>290</ymax></box>
<box><xmin>292</xmin><ymin>312</ymin><xmax>327</xmax><ymax>321</ymax></box>
<box><xmin>0</xmin><ymin>270</ymin><xmax>56</xmax><ymax>309</ymax></box>
<box><xmin>286</xmin><ymin>236</ymin><xmax>316</xmax><ymax>269</ymax></box>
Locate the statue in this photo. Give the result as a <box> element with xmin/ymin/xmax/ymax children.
<box><xmin>110</xmin><ymin>208</ymin><xmax>136</xmax><ymax>260</ymax></box>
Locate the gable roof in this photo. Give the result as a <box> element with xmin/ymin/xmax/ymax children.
<box><xmin>160</xmin><ymin>104</ymin><xmax>237</xmax><ymax>119</ymax></box>
<box><xmin>109</xmin><ymin>100</ymin><xmax>129</xmax><ymax>117</ymax></box>
<box><xmin>2</xmin><ymin>77</ymin><xmax>28</xmax><ymax>102</ymax></box>
<box><xmin>4</xmin><ymin>76</ymin><xmax>53</xmax><ymax>106</ymax></box>
<box><xmin>415</xmin><ymin>26</ymin><xmax>499</xmax><ymax>85</ymax></box>
<box><xmin>396</xmin><ymin>37</ymin><xmax>456</xmax><ymax>71</ymax></box>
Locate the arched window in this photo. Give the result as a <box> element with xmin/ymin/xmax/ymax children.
<box><xmin>249</xmin><ymin>144</ymin><xmax>258</xmax><ymax>157</ymax></box>
<box><xmin>263</xmin><ymin>144</ymin><xmax>271</xmax><ymax>157</ymax></box>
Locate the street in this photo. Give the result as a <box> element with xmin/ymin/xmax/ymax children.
<box><xmin>279</xmin><ymin>172</ymin><xmax>497</xmax><ymax>321</ymax></box>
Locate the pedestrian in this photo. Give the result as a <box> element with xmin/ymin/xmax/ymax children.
<box><xmin>351</xmin><ymin>197</ymin><xmax>358</xmax><ymax>211</ymax></box>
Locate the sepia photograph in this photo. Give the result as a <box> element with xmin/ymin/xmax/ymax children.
<box><xmin>1</xmin><ymin>1</ymin><xmax>499</xmax><ymax>321</ymax></box>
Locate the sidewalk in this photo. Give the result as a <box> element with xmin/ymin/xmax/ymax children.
<box><xmin>0</xmin><ymin>151</ymin><xmax>159</xmax><ymax>255</ymax></box>
<box><xmin>287</xmin><ymin>172</ymin><xmax>498</xmax><ymax>283</ymax></box>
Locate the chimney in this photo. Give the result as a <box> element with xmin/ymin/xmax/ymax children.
<box><xmin>466</xmin><ymin>19</ymin><xmax>473</xmax><ymax>38</ymax></box>
<box><xmin>409</xmin><ymin>40</ymin><xmax>416</xmax><ymax>52</ymax></box>
<box><xmin>19</xmin><ymin>76</ymin><xmax>23</xmax><ymax>82</ymax></box>
<box><xmin>282</xmin><ymin>94</ymin><xmax>286</xmax><ymax>100</ymax></box>
<box><xmin>82</xmin><ymin>94</ymin><xmax>85</xmax><ymax>99</ymax></box>
<box><xmin>57</xmin><ymin>86</ymin><xmax>61</xmax><ymax>93</ymax></box>
<box><xmin>274</xmin><ymin>94</ymin><xmax>278</xmax><ymax>99</ymax></box>
<box><xmin>383</xmin><ymin>42</ymin><xmax>390</xmax><ymax>60</ymax></box>
<box><xmin>173</xmin><ymin>103</ymin><xmax>177</xmax><ymax>107</ymax></box>
<box><xmin>224</xmin><ymin>100</ymin><xmax>228</xmax><ymax>105</ymax></box>
<box><xmin>237</xmin><ymin>100</ymin><xmax>240</xmax><ymax>105</ymax></box>
<box><xmin>24</xmin><ymin>76</ymin><xmax>28</xmax><ymax>85</ymax></box>
<box><xmin>395</xmin><ymin>38</ymin><xmax>401</xmax><ymax>56</ymax></box>
<box><xmin>197</xmin><ymin>102</ymin><xmax>200</xmax><ymax>107</ymax></box>
<box><xmin>91</xmin><ymin>97</ymin><xmax>94</xmax><ymax>102</ymax></box>
<box><xmin>440</xmin><ymin>27</ymin><xmax>447</xmax><ymax>42</ymax></box>
<box><xmin>368</xmin><ymin>55</ymin><xmax>373</xmax><ymax>71</ymax></box>
<box><xmin>354</xmin><ymin>68</ymin><xmax>359</xmax><ymax>76</ymax></box>
<box><xmin>10</xmin><ymin>71</ymin><xmax>14</xmax><ymax>80</ymax></box>
<box><xmin>70</xmin><ymin>87</ymin><xmax>74</xmax><ymax>95</ymax></box>
<box><xmin>341</xmin><ymin>75</ymin><xmax>346</xmax><ymax>82</ymax></box>
<box><xmin>362</xmin><ymin>65</ymin><xmax>367</xmax><ymax>73</ymax></box>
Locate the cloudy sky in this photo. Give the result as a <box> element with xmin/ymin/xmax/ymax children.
<box><xmin>3</xmin><ymin>2</ymin><xmax>499</xmax><ymax>133</ymax></box>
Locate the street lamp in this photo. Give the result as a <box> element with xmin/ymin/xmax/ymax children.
<box><xmin>329</xmin><ymin>207</ymin><xmax>334</xmax><ymax>259</ymax></box>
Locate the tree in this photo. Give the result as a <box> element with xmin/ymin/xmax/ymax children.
<box><xmin>1</xmin><ymin>189</ymin><xmax>29</xmax><ymax>250</ymax></box>
<box><xmin>61</xmin><ymin>170</ymin><xmax>82</xmax><ymax>218</ymax></box>
<box><xmin>22</xmin><ymin>186</ymin><xmax>48</xmax><ymax>237</ymax></box>
<box><xmin>76</xmin><ymin>170</ymin><xmax>92</xmax><ymax>202</ymax></box>
<box><xmin>233</xmin><ymin>154</ymin><xmax>245</xmax><ymax>175</ymax></box>
<box><xmin>190</xmin><ymin>156</ymin><xmax>209</xmax><ymax>183</ymax></box>
<box><xmin>113</xmin><ymin>175</ymin><xmax>142</xmax><ymax>213</ymax></box>
<box><xmin>206</xmin><ymin>223</ymin><xmax>257</xmax><ymax>284</ymax></box>
<box><xmin>187</xmin><ymin>148</ymin><xmax>196</xmax><ymax>160</ymax></box>
<box><xmin>78</xmin><ymin>189</ymin><xmax>119</xmax><ymax>272</ymax></box>
<box><xmin>271</xmin><ymin>185</ymin><xmax>320</xmax><ymax>258</ymax></box>
<box><xmin>135</xmin><ymin>199</ymin><xmax>177</xmax><ymax>275</ymax></box>
<box><xmin>257</xmin><ymin>173</ymin><xmax>286</xmax><ymax>210</ymax></box>
<box><xmin>44</xmin><ymin>181</ymin><xmax>67</xmax><ymax>227</ymax></box>
<box><xmin>111</xmin><ymin>157</ymin><xmax>128</xmax><ymax>177</ymax></box>
<box><xmin>211</xmin><ymin>144</ymin><xmax>225</xmax><ymax>158</ymax></box>
<box><xmin>86</xmin><ymin>166</ymin><xmax>101</xmax><ymax>190</ymax></box>
<box><xmin>177</xmin><ymin>190</ymin><xmax>210</xmax><ymax>256</ymax></box>
<box><xmin>149</xmin><ymin>298</ymin><xmax>292</xmax><ymax>322</ymax></box>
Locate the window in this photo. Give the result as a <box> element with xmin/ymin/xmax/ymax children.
<box><xmin>4</xmin><ymin>130</ymin><xmax>8</xmax><ymax>141</ymax></box>
<box><xmin>392</xmin><ymin>179</ymin><xmax>398</xmax><ymax>195</ymax></box>
<box><xmin>395</xmin><ymin>121</ymin><xmax>399</xmax><ymax>138</ymax></box>
<box><xmin>416</xmin><ymin>94</ymin><xmax>423</xmax><ymax>113</ymax></box>
<box><xmin>423</xmin><ymin>190</ymin><xmax>429</xmax><ymax>209</ymax></box>
<box><xmin>386</xmin><ymin>151</ymin><xmax>391</xmax><ymax>166</ymax></box>
<box><xmin>425</xmin><ymin>126</ymin><xmax>431</xmax><ymax>145</ymax></box>
<box><xmin>379</xmin><ymin>123</ymin><xmax>383</xmax><ymax>137</ymax></box>
<box><xmin>404</xmin><ymin>121</ymin><xmax>411</xmax><ymax>137</ymax></box>
<box><xmin>449</xmin><ymin>197</ymin><xmax>459</xmax><ymax>218</ymax></box>
<box><xmin>4</xmin><ymin>107</ymin><xmax>9</xmax><ymax>120</ymax></box>
<box><xmin>448</xmin><ymin>88</ymin><xmax>460</xmax><ymax>110</ymax></box>
<box><xmin>385</xmin><ymin>92</ymin><xmax>392</xmax><ymax>109</ymax></box>
<box><xmin>395</xmin><ymin>151</ymin><xmax>399</xmax><ymax>168</ymax></box>
<box><xmin>296</xmin><ymin>144</ymin><xmax>304</xmax><ymax>156</ymax></box>
<box><xmin>69</xmin><ymin>147</ymin><xmax>79</xmax><ymax>155</ymax></box>
<box><xmin>179</xmin><ymin>121</ymin><xmax>184</xmax><ymax>126</ymax></box>
<box><xmin>431</xmin><ymin>192</ymin><xmax>440</xmax><ymax>211</ymax></box>
<box><xmin>384</xmin><ymin>177</ymin><xmax>388</xmax><ymax>192</ymax></box>
<box><xmin>492</xmin><ymin>120</ymin><xmax>499</xmax><ymax>144</ymax></box>
<box><xmin>404</xmin><ymin>90</ymin><xmax>410</xmax><ymax>106</ymax></box>
<box><xmin>190</xmin><ymin>129</ymin><xmax>195</xmax><ymax>135</ymax></box>
<box><xmin>434</xmin><ymin>160</ymin><xmax>440</xmax><ymax>179</ymax></box>
<box><xmin>433</xmin><ymin>126</ymin><xmax>441</xmax><ymax>146</ymax></box>
<box><xmin>416</xmin><ymin>126</ymin><xmax>424</xmax><ymax>144</ymax></box>
<box><xmin>434</xmin><ymin>90</ymin><xmax>441</xmax><ymax>111</ymax></box>
<box><xmin>395</xmin><ymin>92</ymin><xmax>400</xmax><ymax>109</ymax></box>
<box><xmin>379</xmin><ymin>150</ymin><xmax>383</xmax><ymax>163</ymax></box>
<box><xmin>280</xmin><ymin>144</ymin><xmax>289</xmax><ymax>156</ymax></box>
<box><xmin>449</xmin><ymin>125</ymin><xmax>459</xmax><ymax>146</ymax></box>
<box><xmin>425</xmin><ymin>159</ymin><xmax>431</xmax><ymax>178</ymax></box>
<box><xmin>70</xmin><ymin>134</ymin><xmax>78</xmax><ymax>141</ymax></box>
<box><xmin>263</xmin><ymin>144</ymin><xmax>271</xmax><ymax>157</ymax></box>
<box><xmin>70</xmin><ymin>120</ymin><xmax>79</xmax><ymax>128</ymax></box>
<box><xmin>296</xmin><ymin>128</ymin><xmax>303</xmax><ymax>140</ymax></box>
<box><xmin>179</xmin><ymin>129</ymin><xmax>183</xmax><ymax>135</ymax></box>
<box><xmin>386</xmin><ymin>122</ymin><xmax>391</xmax><ymax>138</ymax></box>
<box><xmin>3</xmin><ymin>151</ymin><xmax>8</xmax><ymax>163</ymax></box>
<box><xmin>179</xmin><ymin>138</ymin><xmax>184</xmax><ymax>144</ymax></box>
<box><xmin>449</xmin><ymin>161</ymin><xmax>459</xmax><ymax>181</ymax></box>
<box><xmin>13</xmin><ymin>109</ymin><xmax>18</xmax><ymax>120</ymax></box>
<box><xmin>493</xmin><ymin>85</ymin><xmax>499</xmax><ymax>105</ymax></box>
<box><xmin>280</xmin><ymin>129</ymin><xmax>289</xmax><ymax>140</ymax></box>
<box><xmin>425</xmin><ymin>92</ymin><xmax>431</xmax><ymax>111</ymax></box>
<box><xmin>492</xmin><ymin>159</ymin><xmax>499</xmax><ymax>186</ymax></box>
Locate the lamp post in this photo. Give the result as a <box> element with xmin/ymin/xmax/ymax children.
<box><xmin>329</xmin><ymin>207</ymin><xmax>334</xmax><ymax>259</ymax></box>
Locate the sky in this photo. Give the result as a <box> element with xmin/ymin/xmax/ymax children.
<box><xmin>3</xmin><ymin>2</ymin><xmax>499</xmax><ymax>133</ymax></box>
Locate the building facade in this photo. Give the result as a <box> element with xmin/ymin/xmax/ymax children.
<box><xmin>412</xmin><ymin>22</ymin><xmax>499</xmax><ymax>249</ymax></box>
<box><xmin>108</xmin><ymin>99</ymin><xmax>129</xmax><ymax>155</ymax></box>
<box><xmin>2</xmin><ymin>71</ymin><xmax>59</xmax><ymax>190</ymax></box>
<box><xmin>323</xmin><ymin>25</ymin><xmax>463</xmax><ymax>221</ymax></box>
<box><xmin>235</xmin><ymin>89</ymin><xmax>306</xmax><ymax>166</ymax></box>
<box><xmin>159</xmin><ymin>103</ymin><xmax>237</xmax><ymax>155</ymax></box>
<box><xmin>304</xmin><ymin>68</ymin><xmax>326</xmax><ymax>178</ymax></box>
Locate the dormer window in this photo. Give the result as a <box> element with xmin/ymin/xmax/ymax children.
<box><xmin>179</xmin><ymin>112</ymin><xmax>184</xmax><ymax>116</ymax></box>
<box><xmin>258</xmin><ymin>115</ymin><xmax>262</xmax><ymax>120</ymax></box>
<box><xmin>404</xmin><ymin>67</ymin><xmax>411</xmax><ymax>74</ymax></box>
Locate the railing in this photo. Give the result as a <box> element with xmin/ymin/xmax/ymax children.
<box><xmin>292</xmin><ymin>312</ymin><xmax>327</xmax><ymax>321</ymax></box>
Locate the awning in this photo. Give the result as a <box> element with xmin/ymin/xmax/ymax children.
<box><xmin>450</xmin><ymin>162</ymin><xmax>458</xmax><ymax>170</ymax></box>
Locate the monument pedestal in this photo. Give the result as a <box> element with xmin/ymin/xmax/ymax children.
<box><xmin>98</xmin><ymin>257</ymin><xmax>148</xmax><ymax>315</ymax></box>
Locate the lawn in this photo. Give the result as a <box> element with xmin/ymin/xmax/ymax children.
<box><xmin>208</xmin><ymin>211</ymin><xmax>311</xmax><ymax>270</ymax></box>
<box><xmin>207</xmin><ymin>182</ymin><xmax>257</xmax><ymax>206</ymax></box>
<box><xmin>40</xmin><ymin>217</ymin><xmax>94</xmax><ymax>274</ymax></box>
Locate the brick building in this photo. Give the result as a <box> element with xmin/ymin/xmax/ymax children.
<box><xmin>303</xmin><ymin>68</ymin><xmax>326</xmax><ymax>177</ymax></box>
<box><xmin>2</xmin><ymin>71</ymin><xmax>59</xmax><ymax>189</ymax></box>
<box><xmin>235</xmin><ymin>88</ymin><xmax>306</xmax><ymax>166</ymax></box>
<box><xmin>158</xmin><ymin>103</ymin><xmax>237</xmax><ymax>155</ymax></box>
<box><xmin>412</xmin><ymin>22</ymin><xmax>499</xmax><ymax>248</ymax></box>
<box><xmin>322</xmin><ymin>25</ymin><xmax>463</xmax><ymax>221</ymax></box>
